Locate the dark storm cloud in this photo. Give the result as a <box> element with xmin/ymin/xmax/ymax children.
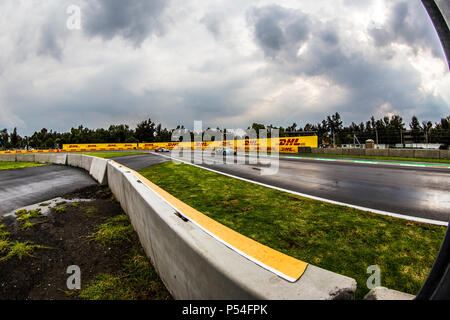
<box><xmin>37</xmin><ymin>21</ymin><xmax>66</xmax><ymax>60</ymax></box>
<box><xmin>83</xmin><ymin>0</ymin><xmax>169</xmax><ymax>45</ymax></box>
<box><xmin>248</xmin><ymin>6</ymin><xmax>310</xmax><ymax>58</ymax></box>
<box><xmin>368</xmin><ymin>1</ymin><xmax>444</xmax><ymax>57</ymax></box>
<box><xmin>34</xmin><ymin>1</ymin><xmax>74</xmax><ymax>60</ymax></box>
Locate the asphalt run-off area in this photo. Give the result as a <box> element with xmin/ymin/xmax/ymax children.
<box><xmin>0</xmin><ymin>165</ymin><xmax>96</xmax><ymax>216</ymax></box>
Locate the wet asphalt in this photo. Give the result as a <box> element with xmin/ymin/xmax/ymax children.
<box><xmin>0</xmin><ymin>154</ymin><xmax>167</xmax><ymax>216</ymax></box>
<box><xmin>0</xmin><ymin>165</ymin><xmax>96</xmax><ymax>216</ymax></box>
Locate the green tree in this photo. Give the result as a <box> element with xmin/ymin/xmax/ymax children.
<box><xmin>135</xmin><ymin>118</ymin><xmax>156</xmax><ymax>142</ymax></box>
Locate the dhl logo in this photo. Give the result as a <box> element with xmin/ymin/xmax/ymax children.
<box><xmin>279</xmin><ymin>138</ymin><xmax>301</xmax><ymax>146</ymax></box>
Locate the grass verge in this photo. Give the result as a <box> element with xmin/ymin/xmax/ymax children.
<box><xmin>0</xmin><ymin>186</ymin><xmax>171</xmax><ymax>300</ymax></box>
<box><xmin>0</xmin><ymin>221</ymin><xmax>52</xmax><ymax>262</ymax></box>
<box><xmin>138</xmin><ymin>161</ymin><xmax>446</xmax><ymax>299</ymax></box>
<box><xmin>0</xmin><ymin>161</ymin><xmax>48</xmax><ymax>170</ymax></box>
<box><xmin>80</xmin><ymin>214</ymin><xmax>171</xmax><ymax>300</ymax></box>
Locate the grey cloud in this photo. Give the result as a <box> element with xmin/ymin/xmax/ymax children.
<box><xmin>200</xmin><ymin>13</ymin><xmax>224</xmax><ymax>40</ymax></box>
<box><xmin>37</xmin><ymin>21</ymin><xmax>66</xmax><ymax>60</ymax></box>
<box><xmin>35</xmin><ymin>1</ymin><xmax>74</xmax><ymax>60</ymax></box>
<box><xmin>248</xmin><ymin>3</ymin><xmax>448</xmax><ymax>125</ymax></box>
<box><xmin>83</xmin><ymin>0</ymin><xmax>169</xmax><ymax>46</ymax></box>
<box><xmin>368</xmin><ymin>1</ymin><xmax>444</xmax><ymax>57</ymax></box>
<box><xmin>319</xmin><ymin>29</ymin><xmax>339</xmax><ymax>45</ymax></box>
<box><xmin>1</xmin><ymin>0</ymin><xmax>448</xmax><ymax>136</ymax></box>
<box><xmin>248</xmin><ymin>6</ymin><xmax>310</xmax><ymax>58</ymax></box>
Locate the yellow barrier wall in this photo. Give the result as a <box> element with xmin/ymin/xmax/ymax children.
<box><xmin>62</xmin><ymin>143</ymin><xmax>138</xmax><ymax>151</ymax></box>
<box><xmin>0</xmin><ymin>136</ymin><xmax>317</xmax><ymax>154</ymax></box>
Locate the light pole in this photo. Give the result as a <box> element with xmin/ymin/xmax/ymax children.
<box><xmin>375</xmin><ymin>129</ymin><xmax>378</xmax><ymax>149</ymax></box>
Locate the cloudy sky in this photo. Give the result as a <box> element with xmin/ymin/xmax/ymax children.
<box><xmin>0</xmin><ymin>0</ymin><xmax>448</xmax><ymax>135</ymax></box>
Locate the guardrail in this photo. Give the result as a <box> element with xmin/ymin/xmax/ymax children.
<box><xmin>1</xmin><ymin>152</ymin><xmax>357</xmax><ymax>299</ymax></box>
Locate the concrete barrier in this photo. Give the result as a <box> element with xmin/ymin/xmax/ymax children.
<box><xmin>314</xmin><ymin>148</ymin><xmax>324</xmax><ymax>154</ymax></box>
<box><xmin>364</xmin><ymin>287</ymin><xmax>414</xmax><ymax>300</ymax></box>
<box><xmin>440</xmin><ymin>150</ymin><xmax>450</xmax><ymax>159</ymax></box>
<box><xmin>0</xmin><ymin>154</ymin><xmax>16</xmax><ymax>162</ymax></box>
<box><xmin>34</xmin><ymin>154</ymin><xmax>52</xmax><ymax>164</ymax></box>
<box><xmin>327</xmin><ymin>148</ymin><xmax>343</xmax><ymax>155</ymax></box>
<box><xmin>414</xmin><ymin>149</ymin><xmax>440</xmax><ymax>159</ymax></box>
<box><xmin>67</xmin><ymin>154</ymin><xmax>83</xmax><ymax>168</ymax></box>
<box><xmin>387</xmin><ymin>149</ymin><xmax>414</xmax><ymax>158</ymax></box>
<box><xmin>317</xmin><ymin>148</ymin><xmax>450</xmax><ymax>160</ymax></box>
<box><xmin>343</xmin><ymin>149</ymin><xmax>364</xmax><ymax>156</ymax></box>
<box><xmin>16</xmin><ymin>154</ymin><xmax>35</xmax><ymax>162</ymax></box>
<box><xmin>365</xmin><ymin>149</ymin><xmax>389</xmax><ymax>157</ymax></box>
<box><xmin>107</xmin><ymin>161</ymin><xmax>357</xmax><ymax>299</ymax></box>
<box><xmin>49</xmin><ymin>153</ymin><xmax>67</xmax><ymax>165</ymax></box>
<box><xmin>81</xmin><ymin>155</ymin><xmax>94</xmax><ymax>172</ymax></box>
<box><xmin>107</xmin><ymin>162</ymin><xmax>129</xmax><ymax>206</ymax></box>
<box><xmin>89</xmin><ymin>157</ymin><xmax>108</xmax><ymax>185</ymax></box>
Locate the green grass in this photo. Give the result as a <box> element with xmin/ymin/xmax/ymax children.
<box><xmin>15</xmin><ymin>208</ymin><xmax>43</xmax><ymax>222</ymax></box>
<box><xmin>0</xmin><ymin>161</ymin><xmax>48</xmax><ymax>170</ymax></box>
<box><xmin>88</xmin><ymin>215</ymin><xmax>134</xmax><ymax>246</ymax></box>
<box><xmin>15</xmin><ymin>208</ymin><xmax>46</xmax><ymax>231</ymax></box>
<box><xmin>0</xmin><ymin>241</ymin><xmax>51</xmax><ymax>262</ymax></box>
<box><xmin>68</xmin><ymin>202</ymin><xmax>81</xmax><ymax>208</ymax></box>
<box><xmin>52</xmin><ymin>206</ymin><xmax>67</xmax><ymax>213</ymax></box>
<box><xmin>80</xmin><ymin>214</ymin><xmax>171</xmax><ymax>300</ymax></box>
<box><xmin>78</xmin><ymin>152</ymin><xmax>147</xmax><ymax>159</ymax></box>
<box><xmin>0</xmin><ymin>225</ymin><xmax>10</xmax><ymax>240</ymax></box>
<box><xmin>290</xmin><ymin>153</ymin><xmax>450</xmax><ymax>164</ymax></box>
<box><xmin>0</xmin><ymin>223</ymin><xmax>52</xmax><ymax>262</ymax></box>
<box><xmin>138</xmin><ymin>161</ymin><xmax>447</xmax><ymax>299</ymax></box>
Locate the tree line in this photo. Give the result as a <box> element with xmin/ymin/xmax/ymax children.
<box><xmin>250</xmin><ymin>113</ymin><xmax>450</xmax><ymax>147</ymax></box>
<box><xmin>1</xmin><ymin>114</ymin><xmax>449</xmax><ymax>150</ymax></box>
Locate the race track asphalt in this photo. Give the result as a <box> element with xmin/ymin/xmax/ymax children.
<box><xmin>110</xmin><ymin>153</ymin><xmax>168</xmax><ymax>171</ymax></box>
<box><xmin>0</xmin><ymin>165</ymin><xmax>96</xmax><ymax>216</ymax></box>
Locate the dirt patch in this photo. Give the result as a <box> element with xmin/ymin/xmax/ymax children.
<box><xmin>0</xmin><ymin>185</ymin><xmax>171</xmax><ymax>300</ymax></box>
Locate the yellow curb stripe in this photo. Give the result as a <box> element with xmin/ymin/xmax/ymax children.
<box><xmin>112</xmin><ymin>160</ymin><xmax>307</xmax><ymax>281</ymax></box>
